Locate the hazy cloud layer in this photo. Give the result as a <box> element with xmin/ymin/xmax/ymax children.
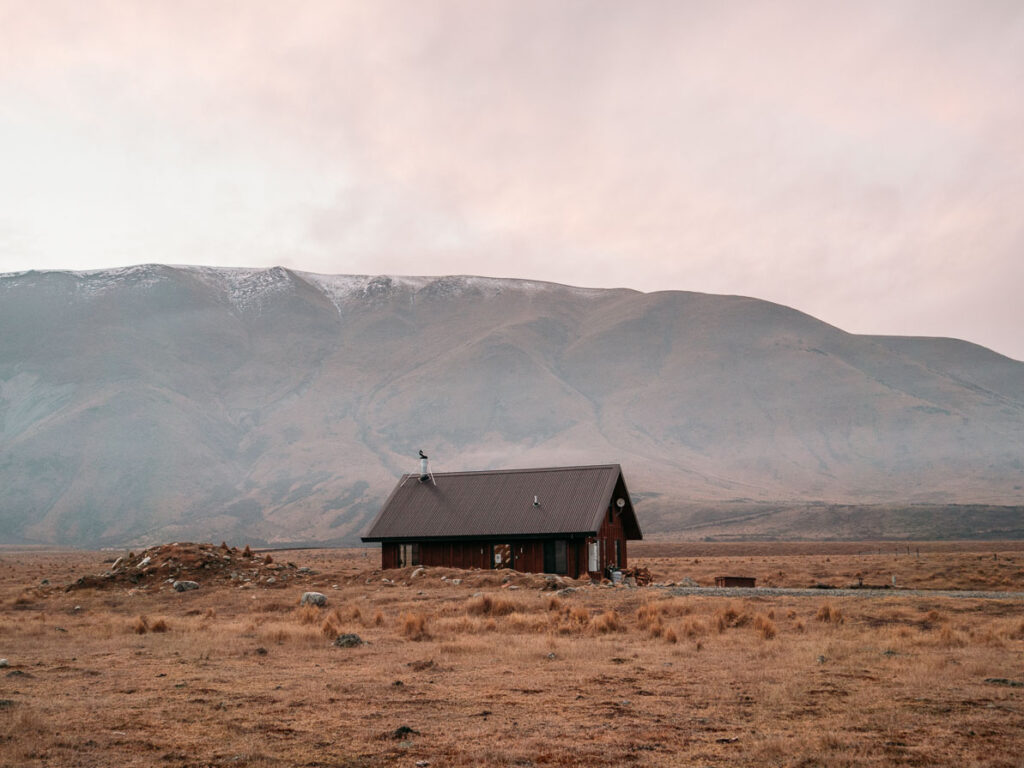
<box><xmin>1</xmin><ymin>1</ymin><xmax>1022</xmax><ymax>358</ymax></box>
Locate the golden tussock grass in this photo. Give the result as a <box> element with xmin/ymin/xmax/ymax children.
<box><xmin>400</xmin><ymin>610</ymin><xmax>430</xmax><ymax>640</ymax></box>
<box><xmin>0</xmin><ymin>543</ymin><xmax>1021</xmax><ymax>768</ymax></box>
<box><xmin>816</xmin><ymin>602</ymin><xmax>844</xmax><ymax>623</ymax></box>
<box><xmin>464</xmin><ymin>593</ymin><xmax>519</xmax><ymax>616</ymax></box>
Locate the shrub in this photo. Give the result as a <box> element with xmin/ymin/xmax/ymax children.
<box><xmin>133</xmin><ymin>616</ymin><xmax>149</xmax><ymax>634</ymax></box>
<box><xmin>664</xmin><ymin>627</ymin><xmax>678</xmax><ymax>644</ymax></box>
<box><xmin>150</xmin><ymin>618</ymin><xmax>169</xmax><ymax>633</ymax></box>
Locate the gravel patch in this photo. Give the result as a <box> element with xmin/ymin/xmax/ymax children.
<box><xmin>665</xmin><ymin>586</ymin><xmax>1024</xmax><ymax>600</ymax></box>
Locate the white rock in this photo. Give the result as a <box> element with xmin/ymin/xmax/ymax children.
<box><xmin>172</xmin><ymin>580</ymin><xmax>200</xmax><ymax>592</ymax></box>
<box><xmin>300</xmin><ymin>592</ymin><xmax>327</xmax><ymax>607</ymax></box>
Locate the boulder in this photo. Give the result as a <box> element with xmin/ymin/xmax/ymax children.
<box><xmin>172</xmin><ymin>580</ymin><xmax>200</xmax><ymax>592</ymax></box>
<box><xmin>301</xmin><ymin>591</ymin><xmax>327</xmax><ymax>607</ymax></box>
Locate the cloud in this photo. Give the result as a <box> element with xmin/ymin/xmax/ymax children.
<box><xmin>1</xmin><ymin>1</ymin><xmax>1022</xmax><ymax>358</ymax></box>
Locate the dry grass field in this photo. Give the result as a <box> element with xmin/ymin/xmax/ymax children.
<box><xmin>1</xmin><ymin>542</ymin><xmax>1022</xmax><ymax>767</ymax></box>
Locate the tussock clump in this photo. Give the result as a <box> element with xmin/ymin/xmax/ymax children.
<box><xmin>754</xmin><ymin>614</ymin><xmax>777</xmax><ymax>640</ymax></box>
<box><xmin>590</xmin><ymin>610</ymin><xmax>622</xmax><ymax>634</ymax></box>
<box><xmin>506</xmin><ymin>612</ymin><xmax>548</xmax><ymax>633</ymax></box>
<box><xmin>816</xmin><ymin>603</ymin><xmax>844</xmax><ymax>624</ymax></box>
<box><xmin>938</xmin><ymin>625</ymin><xmax>967</xmax><ymax>648</ymax></box>
<box><xmin>678</xmin><ymin>618</ymin><xmax>707</xmax><ymax>638</ymax></box>
<box><xmin>150</xmin><ymin>618</ymin><xmax>169</xmax><ymax>633</ymax></box>
<box><xmin>715</xmin><ymin>602</ymin><xmax>751</xmax><ymax>632</ymax></box>
<box><xmin>373</xmin><ymin>610</ymin><xmax>385</xmax><ymax>627</ymax></box>
<box><xmin>401</xmin><ymin>611</ymin><xmax>430</xmax><ymax>641</ymax></box>
<box><xmin>555</xmin><ymin>605</ymin><xmax>590</xmax><ymax>635</ymax></box>
<box><xmin>664</xmin><ymin>627</ymin><xmax>678</xmax><ymax>644</ymax></box>
<box><xmin>465</xmin><ymin>594</ymin><xmax>517</xmax><ymax>616</ymax></box>
<box><xmin>295</xmin><ymin>605</ymin><xmax>322</xmax><ymax>625</ymax></box>
<box><xmin>636</xmin><ymin>602</ymin><xmax>662</xmax><ymax>630</ymax></box>
<box><xmin>546</xmin><ymin>596</ymin><xmax>562</xmax><ymax>612</ymax></box>
<box><xmin>133</xmin><ymin>615</ymin><xmax>149</xmax><ymax>634</ymax></box>
<box><xmin>1008</xmin><ymin>619</ymin><xmax>1024</xmax><ymax>641</ymax></box>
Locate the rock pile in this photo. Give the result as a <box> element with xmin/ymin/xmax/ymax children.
<box><xmin>66</xmin><ymin>542</ymin><xmax>317</xmax><ymax>592</ymax></box>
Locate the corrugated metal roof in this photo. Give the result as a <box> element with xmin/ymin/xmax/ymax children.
<box><xmin>362</xmin><ymin>464</ymin><xmax>642</xmax><ymax>541</ymax></box>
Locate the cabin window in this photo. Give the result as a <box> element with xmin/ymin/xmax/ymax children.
<box><xmin>543</xmin><ymin>540</ymin><xmax>568</xmax><ymax>575</ymax></box>
<box><xmin>399</xmin><ymin>543</ymin><xmax>420</xmax><ymax>567</ymax></box>
<box><xmin>491</xmin><ymin>543</ymin><xmax>512</xmax><ymax>569</ymax></box>
<box><xmin>588</xmin><ymin>541</ymin><xmax>599</xmax><ymax>572</ymax></box>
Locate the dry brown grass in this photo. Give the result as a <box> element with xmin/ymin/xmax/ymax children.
<box><xmin>0</xmin><ymin>543</ymin><xmax>1020</xmax><ymax>767</ymax></box>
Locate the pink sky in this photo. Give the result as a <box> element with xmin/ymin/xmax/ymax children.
<box><xmin>2</xmin><ymin>1</ymin><xmax>1022</xmax><ymax>359</ymax></box>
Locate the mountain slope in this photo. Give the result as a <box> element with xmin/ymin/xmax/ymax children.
<box><xmin>1</xmin><ymin>265</ymin><xmax>1021</xmax><ymax>546</ymax></box>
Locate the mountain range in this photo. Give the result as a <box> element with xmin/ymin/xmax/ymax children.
<box><xmin>1</xmin><ymin>264</ymin><xmax>1021</xmax><ymax>547</ymax></box>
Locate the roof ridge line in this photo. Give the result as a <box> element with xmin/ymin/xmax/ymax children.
<box><xmin>397</xmin><ymin>463</ymin><xmax>620</xmax><ymax>478</ymax></box>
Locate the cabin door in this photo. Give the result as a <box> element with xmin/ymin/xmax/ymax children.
<box><xmin>543</xmin><ymin>540</ymin><xmax>568</xmax><ymax>574</ymax></box>
<box><xmin>491</xmin><ymin>543</ymin><xmax>512</xmax><ymax>569</ymax></box>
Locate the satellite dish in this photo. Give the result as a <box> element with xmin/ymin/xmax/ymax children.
<box><xmin>616</xmin><ymin>498</ymin><xmax>625</xmax><ymax>509</ymax></box>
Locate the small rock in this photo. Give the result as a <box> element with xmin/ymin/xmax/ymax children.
<box><xmin>173</xmin><ymin>581</ymin><xmax>200</xmax><ymax>592</ymax></box>
<box><xmin>301</xmin><ymin>592</ymin><xmax>327</xmax><ymax>607</ymax></box>
<box><xmin>111</xmin><ymin>557</ymin><xmax>125</xmax><ymax>570</ymax></box>
<box><xmin>411</xmin><ymin>567</ymin><xmax>425</xmax><ymax>578</ymax></box>
<box><xmin>136</xmin><ymin>556</ymin><xmax>152</xmax><ymax>569</ymax></box>
<box><xmin>0</xmin><ymin>659</ymin><xmax>8</xmax><ymax>668</ymax></box>
<box><xmin>265</xmin><ymin>576</ymin><xmax>277</xmax><ymax>584</ymax></box>
<box><xmin>450</xmin><ymin>579</ymin><xmax>462</xmax><ymax>585</ymax></box>
<box><xmin>985</xmin><ymin>677</ymin><xmax>1023</xmax><ymax>687</ymax></box>
<box><xmin>6</xmin><ymin>670</ymin><xmax>31</xmax><ymax>678</ymax></box>
<box><xmin>555</xmin><ymin>587</ymin><xmax>576</xmax><ymax>597</ymax></box>
<box><xmin>546</xmin><ymin>652</ymin><xmax>557</xmax><ymax>660</ymax></box>
<box><xmin>817</xmin><ymin>655</ymin><xmax>827</xmax><ymax>665</ymax></box>
<box><xmin>416</xmin><ymin>761</ymin><xmax>430</xmax><ymax>767</ymax></box>
<box><xmin>333</xmin><ymin>633</ymin><xmax>363</xmax><ymax>648</ymax></box>
<box><xmin>40</xmin><ymin>579</ymin><xmax>49</xmax><ymax>586</ymax></box>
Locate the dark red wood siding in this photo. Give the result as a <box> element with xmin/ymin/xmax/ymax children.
<box><xmin>378</xmin><ymin>536</ymin><xmax>598</xmax><ymax>578</ymax></box>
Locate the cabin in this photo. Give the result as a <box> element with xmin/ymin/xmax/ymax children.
<box><xmin>361</xmin><ymin>463</ymin><xmax>642</xmax><ymax>579</ymax></box>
